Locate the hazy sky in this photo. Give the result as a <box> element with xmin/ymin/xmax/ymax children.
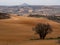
<box><xmin>0</xmin><ymin>0</ymin><xmax>60</xmax><ymax>6</ymax></box>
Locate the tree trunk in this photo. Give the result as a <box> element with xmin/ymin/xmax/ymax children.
<box><xmin>39</xmin><ymin>33</ymin><xmax>46</xmax><ymax>39</ymax></box>
<box><xmin>42</xmin><ymin>33</ymin><xmax>47</xmax><ymax>39</ymax></box>
<box><xmin>39</xmin><ymin>34</ymin><xmax>44</xmax><ymax>39</ymax></box>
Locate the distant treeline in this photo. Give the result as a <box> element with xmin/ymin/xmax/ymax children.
<box><xmin>0</xmin><ymin>13</ymin><xmax>10</xmax><ymax>19</ymax></box>
<box><xmin>28</xmin><ymin>14</ymin><xmax>60</xmax><ymax>22</ymax></box>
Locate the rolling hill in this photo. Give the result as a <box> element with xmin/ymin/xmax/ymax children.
<box><xmin>0</xmin><ymin>16</ymin><xmax>60</xmax><ymax>45</ymax></box>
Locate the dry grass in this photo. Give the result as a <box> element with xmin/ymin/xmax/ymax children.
<box><xmin>0</xmin><ymin>16</ymin><xmax>60</xmax><ymax>45</ymax></box>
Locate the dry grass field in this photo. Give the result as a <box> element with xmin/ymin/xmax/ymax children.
<box><xmin>0</xmin><ymin>16</ymin><xmax>60</xmax><ymax>45</ymax></box>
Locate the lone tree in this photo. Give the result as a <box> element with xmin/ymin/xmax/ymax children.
<box><xmin>33</xmin><ymin>23</ymin><xmax>53</xmax><ymax>39</ymax></box>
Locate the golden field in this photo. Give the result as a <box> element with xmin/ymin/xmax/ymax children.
<box><xmin>0</xmin><ymin>16</ymin><xmax>60</xmax><ymax>45</ymax></box>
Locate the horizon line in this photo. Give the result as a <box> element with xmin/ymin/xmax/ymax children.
<box><xmin>0</xmin><ymin>5</ymin><xmax>60</xmax><ymax>6</ymax></box>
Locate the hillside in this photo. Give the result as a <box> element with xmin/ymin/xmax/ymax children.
<box><xmin>0</xmin><ymin>16</ymin><xmax>60</xmax><ymax>45</ymax></box>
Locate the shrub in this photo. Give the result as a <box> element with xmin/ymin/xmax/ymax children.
<box><xmin>0</xmin><ymin>13</ymin><xmax>10</xmax><ymax>19</ymax></box>
<box><xmin>57</xmin><ymin>40</ymin><xmax>60</xmax><ymax>44</ymax></box>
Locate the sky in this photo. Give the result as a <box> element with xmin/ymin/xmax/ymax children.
<box><xmin>0</xmin><ymin>0</ymin><xmax>60</xmax><ymax>6</ymax></box>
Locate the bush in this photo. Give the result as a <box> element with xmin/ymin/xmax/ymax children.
<box><xmin>28</xmin><ymin>14</ymin><xmax>45</xmax><ymax>17</ymax></box>
<box><xmin>57</xmin><ymin>40</ymin><xmax>60</xmax><ymax>44</ymax></box>
<box><xmin>0</xmin><ymin>13</ymin><xmax>10</xmax><ymax>19</ymax></box>
<box><xmin>57</xmin><ymin>37</ymin><xmax>60</xmax><ymax>39</ymax></box>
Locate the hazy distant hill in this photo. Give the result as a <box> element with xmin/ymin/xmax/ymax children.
<box><xmin>0</xmin><ymin>3</ymin><xmax>60</xmax><ymax>16</ymax></box>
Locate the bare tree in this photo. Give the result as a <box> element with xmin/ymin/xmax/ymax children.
<box><xmin>33</xmin><ymin>23</ymin><xmax>53</xmax><ymax>39</ymax></box>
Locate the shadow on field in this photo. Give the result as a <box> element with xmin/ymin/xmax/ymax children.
<box><xmin>30</xmin><ymin>37</ymin><xmax>60</xmax><ymax>40</ymax></box>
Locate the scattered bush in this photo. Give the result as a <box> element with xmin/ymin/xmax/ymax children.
<box><xmin>28</xmin><ymin>14</ymin><xmax>45</xmax><ymax>17</ymax></box>
<box><xmin>0</xmin><ymin>13</ymin><xmax>10</xmax><ymax>19</ymax></box>
<box><xmin>57</xmin><ymin>40</ymin><xmax>60</xmax><ymax>44</ymax></box>
<box><xmin>57</xmin><ymin>37</ymin><xmax>60</xmax><ymax>39</ymax></box>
